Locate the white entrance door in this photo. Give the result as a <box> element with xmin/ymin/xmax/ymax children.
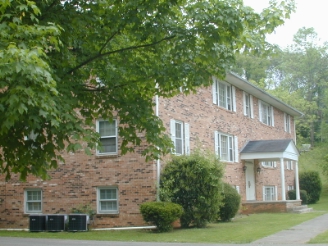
<box><xmin>245</xmin><ymin>161</ymin><xmax>256</xmax><ymax>200</ymax></box>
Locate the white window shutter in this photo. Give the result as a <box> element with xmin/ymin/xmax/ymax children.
<box><xmin>212</xmin><ymin>77</ymin><xmax>217</xmax><ymax>104</ymax></box>
<box><xmin>184</xmin><ymin>123</ymin><xmax>190</xmax><ymax>155</ymax></box>
<box><xmin>274</xmin><ymin>161</ymin><xmax>277</xmax><ymax>168</ymax></box>
<box><xmin>250</xmin><ymin>95</ymin><xmax>254</xmax><ymax>118</ymax></box>
<box><xmin>263</xmin><ymin>186</ymin><xmax>266</xmax><ymax>201</ymax></box>
<box><xmin>284</xmin><ymin>113</ymin><xmax>287</xmax><ymax>132</ymax></box>
<box><xmin>291</xmin><ymin>161</ymin><xmax>294</xmax><ymax>170</ymax></box>
<box><xmin>243</xmin><ymin>92</ymin><xmax>247</xmax><ymax>116</ymax></box>
<box><xmin>170</xmin><ymin>119</ymin><xmax>176</xmax><ymax>154</ymax></box>
<box><xmin>234</xmin><ymin>136</ymin><xmax>239</xmax><ymax>162</ymax></box>
<box><xmin>275</xmin><ymin>186</ymin><xmax>278</xmax><ymax>200</ymax></box>
<box><xmin>271</xmin><ymin>106</ymin><xmax>275</xmax><ymax>126</ymax></box>
<box><xmin>232</xmin><ymin>86</ymin><xmax>236</xmax><ymax>112</ymax></box>
<box><xmin>214</xmin><ymin>131</ymin><xmax>219</xmax><ymax>156</ymax></box>
<box><xmin>259</xmin><ymin>100</ymin><xmax>262</xmax><ymax>122</ymax></box>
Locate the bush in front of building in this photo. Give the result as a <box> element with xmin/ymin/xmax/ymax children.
<box><xmin>140</xmin><ymin>201</ymin><xmax>183</xmax><ymax>232</ymax></box>
<box><xmin>299</xmin><ymin>171</ymin><xmax>322</xmax><ymax>204</ymax></box>
<box><xmin>218</xmin><ymin>182</ymin><xmax>241</xmax><ymax>222</ymax></box>
<box><xmin>287</xmin><ymin>189</ymin><xmax>308</xmax><ymax>204</ymax></box>
<box><xmin>160</xmin><ymin>148</ymin><xmax>224</xmax><ymax>228</ymax></box>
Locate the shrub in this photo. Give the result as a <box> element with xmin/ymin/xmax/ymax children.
<box><xmin>140</xmin><ymin>201</ymin><xmax>183</xmax><ymax>232</ymax></box>
<box><xmin>218</xmin><ymin>183</ymin><xmax>241</xmax><ymax>222</ymax></box>
<box><xmin>287</xmin><ymin>189</ymin><xmax>308</xmax><ymax>205</ymax></box>
<box><xmin>299</xmin><ymin>171</ymin><xmax>322</xmax><ymax>204</ymax></box>
<box><xmin>160</xmin><ymin>148</ymin><xmax>224</xmax><ymax>228</ymax></box>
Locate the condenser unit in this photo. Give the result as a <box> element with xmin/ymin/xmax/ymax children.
<box><xmin>47</xmin><ymin>214</ymin><xmax>66</xmax><ymax>231</ymax></box>
<box><xmin>67</xmin><ymin>214</ymin><xmax>89</xmax><ymax>231</ymax></box>
<box><xmin>29</xmin><ymin>215</ymin><xmax>46</xmax><ymax>232</ymax></box>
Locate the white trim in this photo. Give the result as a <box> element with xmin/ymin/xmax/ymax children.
<box><xmin>96</xmin><ymin>119</ymin><xmax>118</xmax><ymax>155</ymax></box>
<box><xmin>24</xmin><ymin>189</ymin><xmax>42</xmax><ymax>214</ymax></box>
<box><xmin>97</xmin><ymin>187</ymin><xmax>119</xmax><ymax>214</ymax></box>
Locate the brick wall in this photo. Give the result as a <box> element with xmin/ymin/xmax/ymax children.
<box><xmin>0</xmin><ymin>83</ymin><xmax>297</xmax><ymax>229</ymax></box>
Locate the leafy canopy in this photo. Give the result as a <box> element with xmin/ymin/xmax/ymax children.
<box><xmin>0</xmin><ymin>0</ymin><xmax>295</xmax><ymax>180</ymax></box>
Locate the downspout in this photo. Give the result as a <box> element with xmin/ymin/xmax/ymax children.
<box><xmin>155</xmin><ymin>87</ymin><xmax>161</xmax><ymax>201</ymax></box>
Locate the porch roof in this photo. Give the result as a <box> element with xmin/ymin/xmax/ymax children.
<box><xmin>240</xmin><ymin>139</ymin><xmax>299</xmax><ymax>161</ymax></box>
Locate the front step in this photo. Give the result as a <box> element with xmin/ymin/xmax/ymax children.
<box><xmin>289</xmin><ymin>205</ymin><xmax>313</xmax><ymax>214</ymax></box>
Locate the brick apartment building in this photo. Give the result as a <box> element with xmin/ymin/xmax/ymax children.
<box><xmin>0</xmin><ymin>72</ymin><xmax>303</xmax><ymax>229</ymax></box>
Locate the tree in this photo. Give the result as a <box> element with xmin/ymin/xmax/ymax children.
<box><xmin>160</xmin><ymin>149</ymin><xmax>224</xmax><ymax>228</ymax></box>
<box><xmin>0</xmin><ymin>0</ymin><xmax>295</xmax><ymax>180</ymax></box>
<box><xmin>268</xmin><ymin>28</ymin><xmax>328</xmax><ymax>146</ymax></box>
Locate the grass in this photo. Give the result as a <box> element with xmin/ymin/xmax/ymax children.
<box><xmin>0</xmin><ymin>212</ymin><xmax>324</xmax><ymax>244</ymax></box>
<box><xmin>1</xmin><ymin>144</ymin><xmax>327</xmax><ymax>244</ymax></box>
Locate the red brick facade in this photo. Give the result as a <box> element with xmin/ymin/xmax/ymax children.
<box><xmin>0</xmin><ymin>74</ymin><xmax>300</xmax><ymax>229</ymax></box>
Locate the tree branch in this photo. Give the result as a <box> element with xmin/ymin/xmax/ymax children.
<box><xmin>66</xmin><ymin>35</ymin><xmax>176</xmax><ymax>75</ymax></box>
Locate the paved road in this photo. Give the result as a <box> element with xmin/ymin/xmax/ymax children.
<box><xmin>1</xmin><ymin>213</ymin><xmax>328</xmax><ymax>246</ymax></box>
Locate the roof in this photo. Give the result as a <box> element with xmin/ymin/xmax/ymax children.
<box><xmin>240</xmin><ymin>139</ymin><xmax>299</xmax><ymax>161</ymax></box>
<box><xmin>225</xmin><ymin>72</ymin><xmax>303</xmax><ymax>117</ymax></box>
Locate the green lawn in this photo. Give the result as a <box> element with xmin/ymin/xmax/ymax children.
<box><xmin>1</xmin><ymin>144</ymin><xmax>327</xmax><ymax>244</ymax></box>
<box><xmin>0</xmin><ymin>212</ymin><xmax>324</xmax><ymax>244</ymax></box>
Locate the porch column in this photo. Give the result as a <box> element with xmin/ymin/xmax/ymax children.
<box><xmin>280</xmin><ymin>158</ymin><xmax>286</xmax><ymax>200</ymax></box>
<box><xmin>295</xmin><ymin>161</ymin><xmax>300</xmax><ymax>200</ymax></box>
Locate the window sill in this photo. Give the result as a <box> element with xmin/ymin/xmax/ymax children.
<box><xmin>96</xmin><ymin>154</ymin><xmax>119</xmax><ymax>159</ymax></box>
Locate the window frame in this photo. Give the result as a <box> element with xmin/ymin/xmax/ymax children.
<box><xmin>286</xmin><ymin>160</ymin><xmax>293</xmax><ymax>170</ymax></box>
<box><xmin>96</xmin><ymin>119</ymin><xmax>118</xmax><ymax>155</ymax></box>
<box><xmin>284</xmin><ymin>113</ymin><xmax>291</xmax><ymax>133</ymax></box>
<box><xmin>97</xmin><ymin>187</ymin><xmax>119</xmax><ymax>214</ymax></box>
<box><xmin>170</xmin><ymin>119</ymin><xmax>190</xmax><ymax>155</ymax></box>
<box><xmin>259</xmin><ymin>100</ymin><xmax>274</xmax><ymax>126</ymax></box>
<box><xmin>263</xmin><ymin>186</ymin><xmax>277</xmax><ymax>201</ymax></box>
<box><xmin>212</xmin><ymin>78</ymin><xmax>236</xmax><ymax>112</ymax></box>
<box><xmin>243</xmin><ymin>92</ymin><xmax>253</xmax><ymax>118</ymax></box>
<box><xmin>214</xmin><ymin>131</ymin><xmax>238</xmax><ymax>163</ymax></box>
<box><xmin>261</xmin><ymin>161</ymin><xmax>276</xmax><ymax>168</ymax></box>
<box><xmin>24</xmin><ymin>189</ymin><xmax>42</xmax><ymax>214</ymax></box>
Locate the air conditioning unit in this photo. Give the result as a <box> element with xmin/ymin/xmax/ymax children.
<box><xmin>68</xmin><ymin>214</ymin><xmax>89</xmax><ymax>231</ymax></box>
<box><xmin>29</xmin><ymin>215</ymin><xmax>46</xmax><ymax>232</ymax></box>
<box><xmin>47</xmin><ymin>214</ymin><xmax>66</xmax><ymax>231</ymax></box>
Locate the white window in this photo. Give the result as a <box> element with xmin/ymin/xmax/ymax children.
<box><xmin>214</xmin><ymin>131</ymin><xmax>238</xmax><ymax>162</ymax></box>
<box><xmin>243</xmin><ymin>92</ymin><xmax>253</xmax><ymax>118</ymax></box>
<box><xmin>261</xmin><ymin>161</ymin><xmax>276</xmax><ymax>168</ymax></box>
<box><xmin>259</xmin><ymin>100</ymin><xmax>274</xmax><ymax>126</ymax></box>
<box><xmin>25</xmin><ymin>189</ymin><xmax>42</xmax><ymax>213</ymax></box>
<box><xmin>170</xmin><ymin>119</ymin><xmax>190</xmax><ymax>155</ymax></box>
<box><xmin>286</xmin><ymin>160</ymin><xmax>293</xmax><ymax>170</ymax></box>
<box><xmin>284</xmin><ymin>113</ymin><xmax>291</xmax><ymax>133</ymax></box>
<box><xmin>263</xmin><ymin>186</ymin><xmax>277</xmax><ymax>201</ymax></box>
<box><xmin>97</xmin><ymin>187</ymin><xmax>119</xmax><ymax>214</ymax></box>
<box><xmin>288</xmin><ymin>185</ymin><xmax>294</xmax><ymax>191</ymax></box>
<box><xmin>96</xmin><ymin>119</ymin><xmax>118</xmax><ymax>155</ymax></box>
<box><xmin>212</xmin><ymin>77</ymin><xmax>236</xmax><ymax>112</ymax></box>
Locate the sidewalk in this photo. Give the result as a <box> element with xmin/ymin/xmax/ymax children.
<box><xmin>252</xmin><ymin>213</ymin><xmax>328</xmax><ymax>244</ymax></box>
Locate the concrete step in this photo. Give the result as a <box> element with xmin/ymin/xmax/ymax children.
<box><xmin>290</xmin><ymin>205</ymin><xmax>313</xmax><ymax>214</ymax></box>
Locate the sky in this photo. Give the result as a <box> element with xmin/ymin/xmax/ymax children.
<box><xmin>243</xmin><ymin>0</ymin><xmax>327</xmax><ymax>48</ymax></box>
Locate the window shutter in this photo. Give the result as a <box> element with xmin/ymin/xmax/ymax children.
<box><xmin>170</xmin><ymin>119</ymin><xmax>176</xmax><ymax>154</ymax></box>
<box><xmin>212</xmin><ymin>77</ymin><xmax>217</xmax><ymax>104</ymax></box>
<box><xmin>214</xmin><ymin>131</ymin><xmax>219</xmax><ymax>156</ymax></box>
<box><xmin>275</xmin><ymin>186</ymin><xmax>278</xmax><ymax>200</ymax></box>
<box><xmin>271</xmin><ymin>106</ymin><xmax>275</xmax><ymax>126</ymax></box>
<box><xmin>243</xmin><ymin>92</ymin><xmax>247</xmax><ymax>116</ymax></box>
<box><xmin>234</xmin><ymin>136</ymin><xmax>239</xmax><ymax>162</ymax></box>
<box><xmin>274</xmin><ymin>161</ymin><xmax>277</xmax><ymax>168</ymax></box>
<box><xmin>284</xmin><ymin>113</ymin><xmax>287</xmax><ymax>132</ymax></box>
<box><xmin>259</xmin><ymin>100</ymin><xmax>262</xmax><ymax>122</ymax></box>
<box><xmin>291</xmin><ymin>161</ymin><xmax>294</xmax><ymax>170</ymax></box>
<box><xmin>184</xmin><ymin>123</ymin><xmax>190</xmax><ymax>155</ymax></box>
<box><xmin>232</xmin><ymin>86</ymin><xmax>236</xmax><ymax>112</ymax></box>
<box><xmin>263</xmin><ymin>186</ymin><xmax>266</xmax><ymax>201</ymax></box>
<box><xmin>250</xmin><ymin>95</ymin><xmax>254</xmax><ymax>118</ymax></box>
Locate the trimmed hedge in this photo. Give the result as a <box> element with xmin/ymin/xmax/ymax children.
<box><xmin>140</xmin><ymin>201</ymin><xmax>183</xmax><ymax>232</ymax></box>
<box><xmin>287</xmin><ymin>189</ymin><xmax>308</xmax><ymax>205</ymax></box>
<box><xmin>218</xmin><ymin>183</ymin><xmax>241</xmax><ymax>222</ymax></box>
<box><xmin>299</xmin><ymin>171</ymin><xmax>322</xmax><ymax>204</ymax></box>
